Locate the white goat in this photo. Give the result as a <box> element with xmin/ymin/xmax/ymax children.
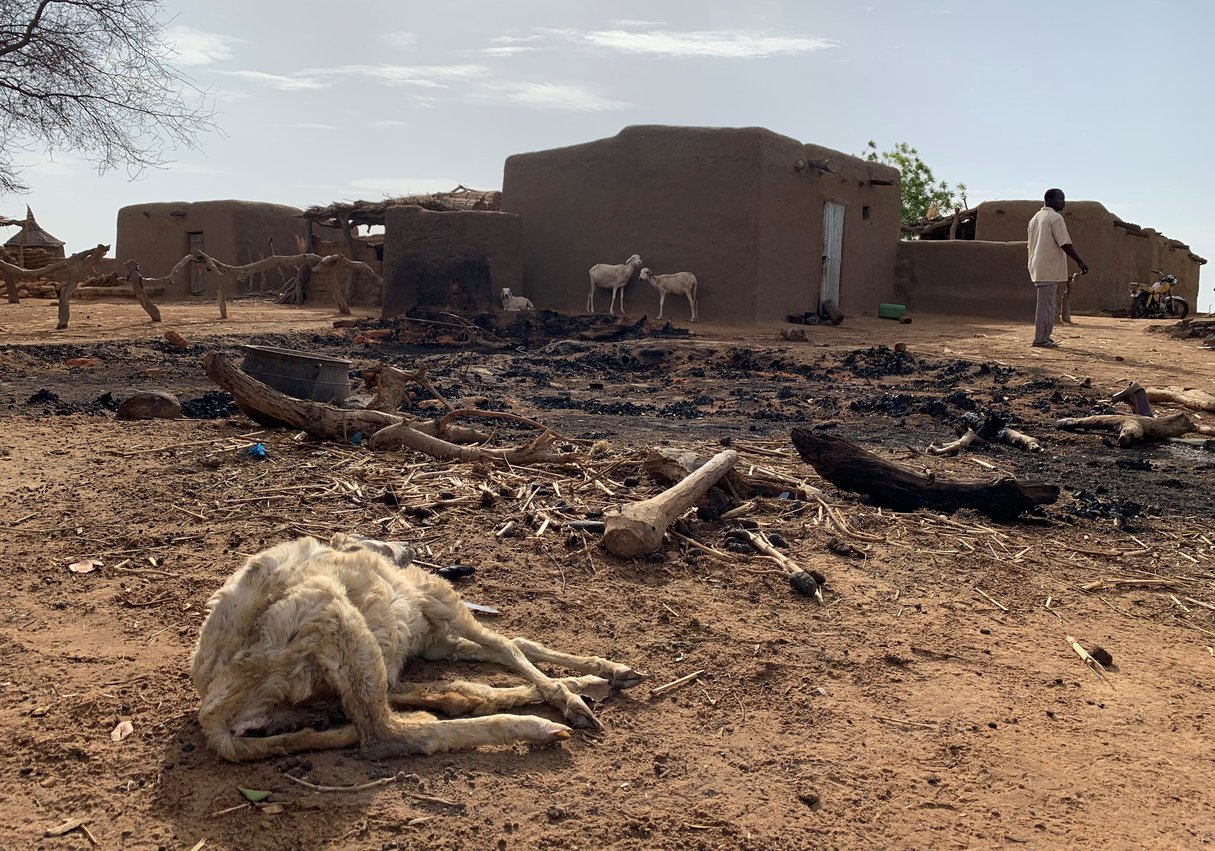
<box><xmin>500</xmin><ymin>288</ymin><xmax>535</xmax><ymax>311</ymax></box>
<box><xmin>191</xmin><ymin>533</ymin><xmax>644</xmax><ymax>761</ymax></box>
<box><xmin>587</xmin><ymin>253</ymin><xmax>643</xmax><ymax>315</ymax></box>
<box><xmin>639</xmin><ymin>268</ymin><xmax>699</xmax><ymax>322</ymax></box>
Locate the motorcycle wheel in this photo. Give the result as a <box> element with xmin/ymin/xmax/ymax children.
<box><xmin>1129</xmin><ymin>295</ymin><xmax>1146</xmax><ymax>318</ymax></box>
<box><xmin>1165</xmin><ymin>297</ymin><xmax>1189</xmax><ymax>320</ymax></box>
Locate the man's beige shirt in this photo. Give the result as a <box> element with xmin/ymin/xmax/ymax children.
<box><xmin>1027</xmin><ymin>207</ymin><xmax>1072</xmax><ymax>283</ymax></box>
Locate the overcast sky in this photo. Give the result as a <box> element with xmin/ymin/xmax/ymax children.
<box><xmin>6</xmin><ymin>0</ymin><xmax>1213</xmax><ymax>309</ymax></box>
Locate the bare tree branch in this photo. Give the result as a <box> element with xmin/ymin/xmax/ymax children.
<box><xmin>0</xmin><ymin>0</ymin><xmax>217</xmax><ymax>193</ymax></box>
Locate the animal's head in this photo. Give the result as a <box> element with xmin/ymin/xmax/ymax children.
<box><xmin>639</xmin><ymin>268</ymin><xmax>656</xmax><ymax>285</ymax></box>
<box><xmin>626</xmin><ymin>254</ymin><xmax>644</xmax><ymax>269</ymax></box>
<box><xmin>500</xmin><ymin>288</ymin><xmax>514</xmax><ymax>307</ymax></box>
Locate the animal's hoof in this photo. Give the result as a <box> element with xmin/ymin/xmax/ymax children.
<box><xmin>577</xmin><ymin>678</ymin><xmax>613</xmax><ymax>702</ymax></box>
<box><xmin>610</xmin><ymin>668</ymin><xmax>650</xmax><ymax>690</ymax></box>
<box><xmin>552</xmin><ymin>728</ymin><xmax>571</xmax><ymax>740</ymax></box>
<box><xmin>564</xmin><ymin>696</ymin><xmax>604</xmax><ymax>731</ymax></box>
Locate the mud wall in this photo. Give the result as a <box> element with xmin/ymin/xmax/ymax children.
<box><xmin>895</xmin><ymin>240</ymin><xmax>1035</xmax><ymax>320</ymax></box>
<box><xmin>971</xmin><ymin>200</ymin><xmax>1203</xmax><ymax>313</ymax></box>
<box><xmin>115</xmin><ymin>201</ymin><xmax>311</xmax><ymax>298</ymax></box>
<box><xmin>502</xmin><ymin>125</ymin><xmax>901</xmax><ymax>324</ymax></box>
<box><xmin>381</xmin><ymin>206</ymin><xmax>522</xmax><ymax>318</ymax></box>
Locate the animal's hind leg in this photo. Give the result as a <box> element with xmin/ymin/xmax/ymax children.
<box><xmin>422</xmin><ymin>636</ymin><xmax>644</xmax><ymax>689</ymax></box>
<box><xmin>511</xmin><ymin>638</ymin><xmax>647</xmax><ymax>688</ymax></box>
<box><xmin>389</xmin><ymin>674</ymin><xmax>611</xmax><ymax>716</ymax></box>
<box><xmin>687</xmin><ymin>291</ymin><xmax>697</xmax><ymax>322</ymax></box>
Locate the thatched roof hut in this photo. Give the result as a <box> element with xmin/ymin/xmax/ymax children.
<box><xmin>3</xmin><ymin>207</ymin><xmax>66</xmax><ymax>268</ymax></box>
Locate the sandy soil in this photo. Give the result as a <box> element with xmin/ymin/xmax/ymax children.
<box><xmin>1</xmin><ymin>300</ymin><xmax>1213</xmax><ymax>850</ymax></box>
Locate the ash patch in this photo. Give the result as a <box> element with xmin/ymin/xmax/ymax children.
<box><xmin>182</xmin><ymin>391</ymin><xmax>239</xmax><ymax>419</ymax></box>
<box><xmin>842</xmin><ymin>346</ymin><xmax>917</xmax><ymax>378</ymax></box>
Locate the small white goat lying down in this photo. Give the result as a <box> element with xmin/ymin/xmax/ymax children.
<box><xmin>191</xmin><ymin>533</ymin><xmax>644</xmax><ymax>761</ymax></box>
<box><xmin>500</xmin><ymin>288</ymin><xmax>534</xmax><ymax>311</ymax></box>
<box><xmin>639</xmin><ymin>268</ymin><xmax>699</xmax><ymax>322</ymax></box>
<box><xmin>587</xmin><ymin>253</ymin><xmax>644</xmax><ymax>315</ymax></box>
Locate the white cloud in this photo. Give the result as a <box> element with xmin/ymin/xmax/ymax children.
<box><xmin>348</xmin><ymin>177</ymin><xmax>466</xmax><ymax>196</ymax></box>
<box><xmin>492</xmin><ymin>34</ymin><xmax>542</xmax><ymax>44</ymax></box>
<box><xmin>368</xmin><ymin>119</ymin><xmax>409</xmax><ymax>128</ymax></box>
<box><xmin>610</xmin><ymin>19</ymin><xmax>669</xmax><ymax>28</ymax></box>
<box><xmin>568</xmin><ymin>29</ymin><xmax>836</xmax><ymax>58</ymax></box>
<box><xmin>381</xmin><ymin>30</ymin><xmax>418</xmax><ymax>46</ymax></box>
<box><xmin>480</xmin><ymin>46</ymin><xmax>539</xmax><ymax>57</ymax></box>
<box><xmin>322</xmin><ymin>64</ymin><xmax>489</xmax><ymax>87</ymax></box>
<box><xmin>167</xmin><ymin>26</ymin><xmax>238</xmax><ymax>66</ymax></box>
<box><xmin>217</xmin><ymin>70</ymin><xmax>328</xmax><ymax>91</ymax></box>
<box><xmin>482</xmin><ymin>81</ymin><xmax>628</xmax><ymax>112</ymax></box>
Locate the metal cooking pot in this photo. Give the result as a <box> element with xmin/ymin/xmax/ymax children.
<box><xmin>239</xmin><ymin>345</ymin><xmax>352</xmax><ymax>404</ymax></box>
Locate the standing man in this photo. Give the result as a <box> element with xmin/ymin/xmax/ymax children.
<box><xmin>1027</xmin><ymin>188</ymin><xmax>1088</xmax><ymax>348</ymax></box>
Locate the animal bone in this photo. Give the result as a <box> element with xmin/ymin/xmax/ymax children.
<box><xmin>602</xmin><ymin>449</ymin><xmax>737</xmax><ymax>558</ymax></box>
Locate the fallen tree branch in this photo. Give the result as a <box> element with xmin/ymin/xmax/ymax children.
<box><xmin>205</xmin><ymin>351</ymin><xmax>402</xmax><ymax>438</ymax></box>
<box><xmin>790</xmin><ymin>427</ymin><xmax>1058</xmax><ymax>520</ymax></box>
<box><xmin>367</xmin><ymin>421</ymin><xmax>580</xmax><ymax>465</ymax></box>
<box><xmin>1056</xmin><ymin>412</ymin><xmax>1195</xmax><ymax>447</ymax></box>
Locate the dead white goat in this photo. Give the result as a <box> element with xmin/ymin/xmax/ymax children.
<box><xmin>500</xmin><ymin>288</ymin><xmax>535</xmax><ymax>311</ymax></box>
<box><xmin>191</xmin><ymin>533</ymin><xmax>645</xmax><ymax>761</ymax></box>
<box><xmin>639</xmin><ymin>268</ymin><xmax>699</xmax><ymax>322</ymax></box>
<box><xmin>587</xmin><ymin>253</ymin><xmax>643</xmax><ymax>315</ymax></box>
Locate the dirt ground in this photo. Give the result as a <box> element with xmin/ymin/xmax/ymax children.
<box><xmin>1</xmin><ymin>299</ymin><xmax>1213</xmax><ymax>850</ymax></box>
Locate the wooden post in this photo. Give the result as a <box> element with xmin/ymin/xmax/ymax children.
<box><xmin>2</xmin><ymin>269</ymin><xmax>18</xmax><ymax>304</ymax></box>
<box><xmin>341</xmin><ymin>217</ymin><xmax>357</xmax><ymax>305</ymax></box>
<box><xmin>296</xmin><ymin>221</ymin><xmax>315</xmax><ymax>305</ymax></box>
<box><xmin>123</xmin><ymin>260</ymin><xmax>162</xmax><ymax>323</ymax></box>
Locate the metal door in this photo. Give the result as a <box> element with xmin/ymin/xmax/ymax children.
<box><xmin>187</xmin><ymin>232</ymin><xmax>205</xmax><ymax>295</ymax></box>
<box><xmin>820</xmin><ymin>202</ymin><xmax>845</xmax><ymax>308</ymax></box>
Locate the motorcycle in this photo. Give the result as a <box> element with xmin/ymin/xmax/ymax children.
<box><xmin>1129</xmin><ymin>271</ymin><xmax>1188</xmax><ymax>319</ymax></box>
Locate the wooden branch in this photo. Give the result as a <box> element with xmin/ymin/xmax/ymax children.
<box><xmin>603</xmin><ymin>450</ymin><xmax>738</xmax><ymax>558</ymax></box>
<box><xmin>1145</xmin><ymin>387</ymin><xmax>1215</xmax><ymax>413</ymax></box>
<box><xmin>55</xmin><ymin>245</ymin><xmax>109</xmax><ymax>329</ymax></box>
<box><xmin>790</xmin><ymin>427</ymin><xmax>1058</xmax><ymax>520</ymax></box>
<box><xmin>1055</xmin><ymin>412</ymin><xmax>1195</xmax><ymax>447</ymax></box>
<box><xmin>123</xmin><ymin>260</ymin><xmax>162</xmax><ymax>323</ymax></box>
<box><xmin>367</xmin><ymin>422</ymin><xmax>580</xmax><ymax>465</ymax></box>
<box><xmin>0</xmin><ymin>244</ymin><xmax>109</xmax><ymax>282</ymax></box>
<box><xmin>204</xmin><ymin>352</ymin><xmax>402</xmax><ymax>438</ymax></box>
<box><xmin>741</xmin><ymin>529</ymin><xmax>823</xmax><ymax>600</ymax></box>
<box><xmin>642</xmin><ymin>448</ymin><xmax>808</xmax><ymax>499</ymax></box>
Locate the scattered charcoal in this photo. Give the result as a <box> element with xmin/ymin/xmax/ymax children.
<box><xmin>27</xmin><ymin>388</ymin><xmax>59</xmax><ymax>405</ymax></box>
<box><xmin>180</xmin><ymin>390</ymin><xmax>238</xmax><ymax>419</ymax></box>
<box><xmin>696</xmin><ymin>505</ymin><xmax>721</xmax><ymax>522</ymax></box>
<box><xmin>1115</xmin><ymin>458</ymin><xmax>1153</xmax><ymax>471</ymax></box>
<box><xmin>567</xmin><ymin>520</ymin><xmax>606</xmax><ymax>534</ymax></box>
<box><xmin>436</xmin><ymin>564</ymin><xmax>476</xmax><ymax>581</ymax></box>
<box><xmin>826</xmin><ymin>538</ymin><xmax>865</xmax><ymax>559</ymax></box>
<box><xmin>765</xmin><ymin>532</ymin><xmax>789</xmax><ymax>548</ymax></box>
<box><xmin>726</xmin><ymin>540</ymin><xmax>756</xmax><ymax>554</ymax></box>
<box><xmin>1083</xmin><ymin>644</ymin><xmax>1114</xmax><ymax>667</ymax></box>
<box><xmin>646</xmin><ymin>551</ymin><xmax>666</xmax><ymax>563</ymax></box>
<box><xmin>622</xmin><ymin>477</ymin><xmax>641</xmax><ymax>487</ymax></box>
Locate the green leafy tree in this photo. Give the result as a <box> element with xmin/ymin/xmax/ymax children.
<box><xmin>862</xmin><ymin>141</ymin><xmax>967</xmax><ymax>226</ymax></box>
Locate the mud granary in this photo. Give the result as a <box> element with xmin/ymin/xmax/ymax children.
<box><xmin>897</xmin><ymin>201</ymin><xmax>1206</xmax><ymax>319</ymax></box>
<box><xmin>502</xmin><ymin>125</ymin><xmax>901</xmax><ymax>322</ymax></box>
<box><xmin>116</xmin><ymin>201</ymin><xmax>313</xmax><ymax>298</ymax></box>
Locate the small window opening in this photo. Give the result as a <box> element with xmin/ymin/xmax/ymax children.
<box><xmin>862</xmin><ymin>206</ymin><xmax>871</xmax><ymax>221</ymax></box>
